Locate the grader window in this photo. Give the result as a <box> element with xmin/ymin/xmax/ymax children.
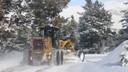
<box><xmin>33</xmin><ymin>40</ymin><xmax>43</xmax><ymax>50</ymax></box>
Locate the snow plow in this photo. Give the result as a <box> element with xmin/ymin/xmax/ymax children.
<box><xmin>27</xmin><ymin>25</ymin><xmax>84</xmax><ymax>66</ymax></box>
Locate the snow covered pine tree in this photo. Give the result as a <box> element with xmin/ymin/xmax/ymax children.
<box><xmin>119</xmin><ymin>2</ymin><xmax>128</xmax><ymax>44</ymax></box>
<box><xmin>120</xmin><ymin>45</ymin><xmax>128</xmax><ymax>66</ymax></box>
<box><xmin>77</xmin><ymin>0</ymin><xmax>113</xmax><ymax>53</ymax></box>
<box><xmin>24</xmin><ymin>0</ymin><xmax>70</xmax><ymax>36</ymax></box>
<box><xmin>0</xmin><ymin>0</ymin><xmax>71</xmax><ymax>54</ymax></box>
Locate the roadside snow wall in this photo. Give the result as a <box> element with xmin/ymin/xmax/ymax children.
<box><xmin>99</xmin><ymin>40</ymin><xmax>128</xmax><ymax>65</ymax></box>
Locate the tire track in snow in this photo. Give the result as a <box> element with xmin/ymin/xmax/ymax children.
<box><xmin>43</xmin><ymin>64</ymin><xmax>75</xmax><ymax>72</ymax></box>
<box><xmin>35</xmin><ymin>66</ymin><xmax>52</xmax><ymax>72</ymax></box>
<box><xmin>1</xmin><ymin>65</ymin><xmax>51</xmax><ymax>72</ymax></box>
<box><xmin>1</xmin><ymin>65</ymin><xmax>29</xmax><ymax>72</ymax></box>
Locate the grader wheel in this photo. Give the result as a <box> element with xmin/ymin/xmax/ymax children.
<box><xmin>50</xmin><ymin>49</ymin><xmax>64</xmax><ymax>66</ymax></box>
<box><xmin>61</xmin><ymin>50</ymin><xmax>64</xmax><ymax>64</ymax></box>
<box><xmin>56</xmin><ymin>50</ymin><xmax>64</xmax><ymax>65</ymax></box>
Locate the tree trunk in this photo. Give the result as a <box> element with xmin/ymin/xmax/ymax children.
<box><xmin>97</xmin><ymin>41</ymin><xmax>101</xmax><ymax>54</ymax></box>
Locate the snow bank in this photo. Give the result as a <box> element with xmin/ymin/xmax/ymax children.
<box><xmin>99</xmin><ymin>40</ymin><xmax>128</xmax><ymax>65</ymax></box>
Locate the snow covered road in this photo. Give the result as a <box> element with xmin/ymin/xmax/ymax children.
<box><xmin>1</xmin><ymin>65</ymin><xmax>51</xmax><ymax>72</ymax></box>
<box><xmin>0</xmin><ymin>50</ymin><xmax>106</xmax><ymax>72</ymax></box>
<box><xmin>0</xmin><ymin>51</ymin><xmax>53</xmax><ymax>72</ymax></box>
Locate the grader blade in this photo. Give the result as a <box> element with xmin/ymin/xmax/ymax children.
<box><xmin>63</xmin><ymin>53</ymin><xmax>80</xmax><ymax>63</ymax></box>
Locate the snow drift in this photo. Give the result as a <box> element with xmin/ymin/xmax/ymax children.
<box><xmin>99</xmin><ymin>40</ymin><xmax>128</xmax><ymax>65</ymax></box>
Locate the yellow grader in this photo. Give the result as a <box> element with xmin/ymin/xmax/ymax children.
<box><xmin>28</xmin><ymin>25</ymin><xmax>84</xmax><ymax>65</ymax></box>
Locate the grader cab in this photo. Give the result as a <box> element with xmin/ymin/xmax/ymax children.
<box><xmin>28</xmin><ymin>25</ymin><xmax>84</xmax><ymax>65</ymax></box>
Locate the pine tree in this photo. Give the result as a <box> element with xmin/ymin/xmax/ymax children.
<box><xmin>0</xmin><ymin>0</ymin><xmax>71</xmax><ymax>54</ymax></box>
<box><xmin>52</xmin><ymin>15</ymin><xmax>78</xmax><ymax>42</ymax></box>
<box><xmin>23</xmin><ymin>0</ymin><xmax>70</xmax><ymax>36</ymax></box>
<box><xmin>62</xmin><ymin>15</ymin><xmax>78</xmax><ymax>42</ymax></box>
<box><xmin>0</xmin><ymin>0</ymin><xmax>32</xmax><ymax>53</ymax></box>
<box><xmin>120</xmin><ymin>2</ymin><xmax>128</xmax><ymax>29</ymax></box>
<box><xmin>120</xmin><ymin>2</ymin><xmax>128</xmax><ymax>44</ymax></box>
<box><xmin>78</xmin><ymin>0</ymin><xmax>113</xmax><ymax>53</ymax></box>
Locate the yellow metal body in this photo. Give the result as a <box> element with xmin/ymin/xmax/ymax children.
<box><xmin>31</xmin><ymin>37</ymin><xmax>52</xmax><ymax>55</ymax></box>
<box><xmin>30</xmin><ymin>37</ymin><xmax>53</xmax><ymax>62</ymax></box>
<box><xmin>43</xmin><ymin>37</ymin><xmax>52</xmax><ymax>54</ymax></box>
<box><xmin>59</xmin><ymin>39</ymin><xmax>79</xmax><ymax>63</ymax></box>
<box><xmin>59</xmin><ymin>39</ymin><xmax>75</xmax><ymax>52</ymax></box>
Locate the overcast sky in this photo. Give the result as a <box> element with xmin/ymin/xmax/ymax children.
<box><xmin>68</xmin><ymin>0</ymin><xmax>127</xmax><ymax>6</ymax></box>
<box><xmin>60</xmin><ymin>0</ymin><xmax>128</xmax><ymax>29</ymax></box>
